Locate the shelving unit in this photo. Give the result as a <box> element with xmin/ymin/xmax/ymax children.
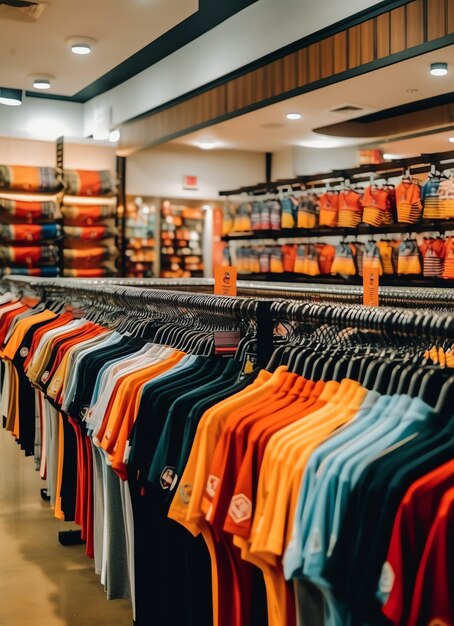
<box><xmin>222</xmin><ymin>220</ymin><xmax>454</xmax><ymax>241</ymax></box>
<box><xmin>124</xmin><ymin>196</ymin><xmax>157</xmax><ymax>278</ymax></box>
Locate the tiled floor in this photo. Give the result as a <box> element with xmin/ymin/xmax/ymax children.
<box><xmin>0</xmin><ymin>429</ymin><xmax>132</xmax><ymax>626</ymax></box>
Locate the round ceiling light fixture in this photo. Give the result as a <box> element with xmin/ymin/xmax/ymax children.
<box><xmin>67</xmin><ymin>36</ymin><xmax>96</xmax><ymax>55</ymax></box>
<box><xmin>430</xmin><ymin>62</ymin><xmax>448</xmax><ymax>76</ymax></box>
<box><xmin>286</xmin><ymin>113</ymin><xmax>302</xmax><ymax>120</ymax></box>
<box><xmin>449</xmin><ymin>137</ymin><xmax>454</xmax><ymax>143</ymax></box>
<box><xmin>34</xmin><ymin>79</ymin><xmax>51</xmax><ymax>90</ymax></box>
<box><xmin>31</xmin><ymin>74</ymin><xmax>54</xmax><ymax>90</ymax></box>
<box><xmin>0</xmin><ymin>87</ymin><xmax>23</xmax><ymax>106</ymax></box>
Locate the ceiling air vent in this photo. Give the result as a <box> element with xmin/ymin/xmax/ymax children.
<box><xmin>0</xmin><ymin>1</ymin><xmax>48</xmax><ymax>23</ymax></box>
<box><xmin>329</xmin><ymin>104</ymin><xmax>366</xmax><ymax>115</ymax></box>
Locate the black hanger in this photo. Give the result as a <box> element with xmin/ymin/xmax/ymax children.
<box><xmin>434</xmin><ymin>373</ymin><xmax>454</xmax><ymax>416</ymax></box>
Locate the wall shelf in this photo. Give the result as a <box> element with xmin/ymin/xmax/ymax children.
<box><xmin>222</xmin><ymin>220</ymin><xmax>454</xmax><ymax>241</ymax></box>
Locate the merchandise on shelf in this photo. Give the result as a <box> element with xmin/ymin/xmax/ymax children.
<box><xmin>62</xmin><ymin>170</ymin><xmax>119</xmax><ymax>278</ymax></box>
<box><xmin>124</xmin><ymin>197</ymin><xmax>157</xmax><ymax>278</ymax></box>
<box><xmin>223</xmin><ymin>171</ymin><xmax>454</xmax><ymax>237</ymax></box>
<box><xmin>0</xmin><ymin>164</ymin><xmax>63</xmax><ymax>278</ymax></box>
<box><xmin>160</xmin><ymin>201</ymin><xmax>204</xmax><ymax>278</ymax></box>
<box><xmin>232</xmin><ymin>233</ymin><xmax>454</xmax><ymax>283</ymax></box>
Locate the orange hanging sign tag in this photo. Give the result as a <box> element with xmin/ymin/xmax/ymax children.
<box><xmin>214</xmin><ymin>265</ymin><xmax>237</xmax><ymax>297</ymax></box>
<box><xmin>363</xmin><ymin>265</ymin><xmax>379</xmax><ymax>307</ymax></box>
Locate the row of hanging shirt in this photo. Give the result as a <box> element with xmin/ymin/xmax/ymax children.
<box><xmin>0</xmin><ymin>287</ymin><xmax>453</xmax><ymax>626</ymax></box>
<box><xmin>224</xmin><ymin>168</ymin><xmax>454</xmax><ymax>233</ymax></box>
<box><xmin>231</xmin><ymin>233</ymin><xmax>454</xmax><ymax>279</ymax></box>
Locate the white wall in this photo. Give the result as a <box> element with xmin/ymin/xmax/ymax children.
<box><xmin>0</xmin><ymin>97</ymin><xmax>84</xmax><ymax>142</ymax></box>
<box><xmin>293</xmin><ymin>145</ymin><xmax>359</xmax><ymax>176</ymax></box>
<box><xmin>64</xmin><ymin>142</ymin><xmax>117</xmax><ymax>171</ymax></box>
<box><xmin>0</xmin><ymin>135</ymin><xmax>116</xmax><ymax>171</ymax></box>
<box><xmin>126</xmin><ymin>144</ymin><xmax>265</xmax><ymax>199</ymax></box>
<box><xmin>86</xmin><ymin>0</ymin><xmax>383</xmax><ymax>136</ymax></box>
<box><xmin>272</xmin><ymin>147</ymin><xmax>297</xmax><ymax>179</ymax></box>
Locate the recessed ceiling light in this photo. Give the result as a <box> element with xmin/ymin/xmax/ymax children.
<box><xmin>430</xmin><ymin>62</ymin><xmax>448</xmax><ymax>76</ymax></box>
<box><xmin>67</xmin><ymin>36</ymin><xmax>96</xmax><ymax>55</ymax></box>
<box><xmin>286</xmin><ymin>113</ymin><xmax>302</xmax><ymax>120</ymax></box>
<box><xmin>197</xmin><ymin>141</ymin><xmax>216</xmax><ymax>150</ymax></box>
<box><xmin>449</xmin><ymin>137</ymin><xmax>454</xmax><ymax>143</ymax></box>
<box><xmin>72</xmin><ymin>43</ymin><xmax>91</xmax><ymax>55</ymax></box>
<box><xmin>109</xmin><ymin>129</ymin><xmax>120</xmax><ymax>143</ymax></box>
<box><xmin>33</xmin><ymin>79</ymin><xmax>51</xmax><ymax>90</ymax></box>
<box><xmin>383</xmin><ymin>153</ymin><xmax>400</xmax><ymax>160</ymax></box>
<box><xmin>0</xmin><ymin>87</ymin><xmax>22</xmax><ymax>106</ymax></box>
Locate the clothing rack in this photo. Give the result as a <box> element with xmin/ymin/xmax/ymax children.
<box><xmin>5</xmin><ymin>275</ymin><xmax>452</xmax><ymax>310</ymax></box>
<box><xmin>2</xmin><ymin>276</ymin><xmax>454</xmax><ymax>343</ymax></box>
<box><xmin>219</xmin><ymin>149</ymin><xmax>454</xmax><ymax>196</ymax></box>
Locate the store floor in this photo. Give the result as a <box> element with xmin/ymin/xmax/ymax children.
<box><xmin>0</xmin><ymin>429</ymin><xmax>132</xmax><ymax>626</ymax></box>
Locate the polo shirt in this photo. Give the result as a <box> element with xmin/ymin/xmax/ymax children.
<box><xmin>380</xmin><ymin>459</ymin><xmax>454</xmax><ymax>625</ymax></box>
<box><xmin>324</xmin><ymin>411</ymin><xmax>454</xmax><ymax>624</ymax></box>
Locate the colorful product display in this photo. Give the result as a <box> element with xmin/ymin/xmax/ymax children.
<box><xmin>0</xmin><ymin>165</ymin><xmax>63</xmax><ymax>277</ymax></box>
<box><xmin>160</xmin><ymin>201</ymin><xmax>205</xmax><ymax>278</ymax></box>
<box><xmin>62</xmin><ymin>172</ymin><xmax>119</xmax><ymax>278</ymax></box>
<box><xmin>223</xmin><ymin>173</ymin><xmax>454</xmax><ymax>234</ymax></box>
<box><xmin>233</xmin><ymin>234</ymin><xmax>454</xmax><ymax>280</ymax></box>
<box><xmin>124</xmin><ymin>197</ymin><xmax>157</xmax><ymax>278</ymax></box>
<box><xmin>0</xmin><ymin>289</ymin><xmax>452</xmax><ymax>626</ymax></box>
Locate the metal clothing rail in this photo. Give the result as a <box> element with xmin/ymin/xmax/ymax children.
<box><xmin>11</xmin><ymin>276</ymin><xmax>453</xmax><ymax>309</ymax></box>
<box><xmin>2</xmin><ymin>276</ymin><xmax>454</xmax><ymax>343</ymax></box>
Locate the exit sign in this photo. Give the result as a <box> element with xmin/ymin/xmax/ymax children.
<box><xmin>183</xmin><ymin>175</ymin><xmax>198</xmax><ymax>190</ymax></box>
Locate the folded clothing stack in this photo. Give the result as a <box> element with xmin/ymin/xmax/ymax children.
<box><xmin>62</xmin><ymin>170</ymin><xmax>119</xmax><ymax>277</ymax></box>
<box><xmin>0</xmin><ymin>165</ymin><xmax>63</xmax><ymax>277</ymax></box>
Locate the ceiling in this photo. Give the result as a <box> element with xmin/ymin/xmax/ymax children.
<box><xmin>0</xmin><ymin>0</ymin><xmax>198</xmax><ymax>96</ymax></box>
<box><xmin>170</xmin><ymin>45</ymin><xmax>454</xmax><ymax>156</ymax></box>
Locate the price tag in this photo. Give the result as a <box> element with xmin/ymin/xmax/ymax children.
<box><xmin>363</xmin><ymin>265</ymin><xmax>379</xmax><ymax>307</ymax></box>
<box><xmin>214</xmin><ymin>265</ymin><xmax>237</xmax><ymax>297</ymax></box>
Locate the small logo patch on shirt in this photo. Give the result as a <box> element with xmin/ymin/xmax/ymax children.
<box><xmin>41</xmin><ymin>371</ymin><xmax>49</xmax><ymax>382</ymax></box>
<box><xmin>160</xmin><ymin>466</ymin><xmax>178</xmax><ymax>490</ymax></box>
<box><xmin>179</xmin><ymin>483</ymin><xmax>192</xmax><ymax>504</ymax></box>
<box><xmin>308</xmin><ymin>529</ymin><xmax>322</xmax><ymax>554</ymax></box>
<box><xmin>19</xmin><ymin>347</ymin><xmax>29</xmax><ymax>358</ymax></box>
<box><xmin>429</xmin><ymin>620</ymin><xmax>449</xmax><ymax>626</ymax></box>
<box><xmin>206</xmin><ymin>474</ymin><xmax>220</xmax><ymax>498</ymax></box>
<box><xmin>228</xmin><ymin>494</ymin><xmax>252</xmax><ymax>523</ymax></box>
<box><xmin>379</xmin><ymin>562</ymin><xmax>395</xmax><ymax>594</ymax></box>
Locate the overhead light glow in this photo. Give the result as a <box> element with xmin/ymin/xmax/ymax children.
<box><xmin>109</xmin><ymin>129</ymin><xmax>120</xmax><ymax>143</ymax></box>
<box><xmin>67</xmin><ymin>36</ymin><xmax>96</xmax><ymax>55</ymax></box>
<box><xmin>383</xmin><ymin>153</ymin><xmax>401</xmax><ymax>160</ymax></box>
<box><xmin>286</xmin><ymin>113</ymin><xmax>302</xmax><ymax>120</ymax></box>
<box><xmin>449</xmin><ymin>137</ymin><xmax>454</xmax><ymax>143</ymax></box>
<box><xmin>0</xmin><ymin>87</ymin><xmax>22</xmax><ymax>106</ymax></box>
<box><xmin>197</xmin><ymin>141</ymin><xmax>216</xmax><ymax>150</ymax></box>
<box><xmin>71</xmin><ymin>43</ymin><xmax>91</xmax><ymax>54</ymax></box>
<box><xmin>72</xmin><ymin>43</ymin><xmax>91</xmax><ymax>55</ymax></box>
<box><xmin>33</xmin><ymin>79</ymin><xmax>51</xmax><ymax>90</ymax></box>
<box><xmin>430</xmin><ymin>62</ymin><xmax>448</xmax><ymax>76</ymax></box>
<box><xmin>299</xmin><ymin>138</ymin><xmax>343</xmax><ymax>149</ymax></box>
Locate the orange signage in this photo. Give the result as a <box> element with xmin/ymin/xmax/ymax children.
<box><xmin>363</xmin><ymin>264</ymin><xmax>380</xmax><ymax>306</ymax></box>
<box><xmin>214</xmin><ymin>265</ymin><xmax>237</xmax><ymax>297</ymax></box>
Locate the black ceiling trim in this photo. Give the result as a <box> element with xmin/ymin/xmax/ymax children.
<box><xmin>353</xmin><ymin>91</ymin><xmax>454</xmax><ymax>123</ymax></box>
<box><xmin>25</xmin><ymin>91</ymin><xmax>78</xmax><ymax>103</ymax></box>
<box><xmin>72</xmin><ymin>0</ymin><xmax>259</xmax><ymax>102</ymax></box>
<box><xmin>27</xmin><ymin>0</ymin><xmax>411</xmax><ymax>106</ymax></box>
